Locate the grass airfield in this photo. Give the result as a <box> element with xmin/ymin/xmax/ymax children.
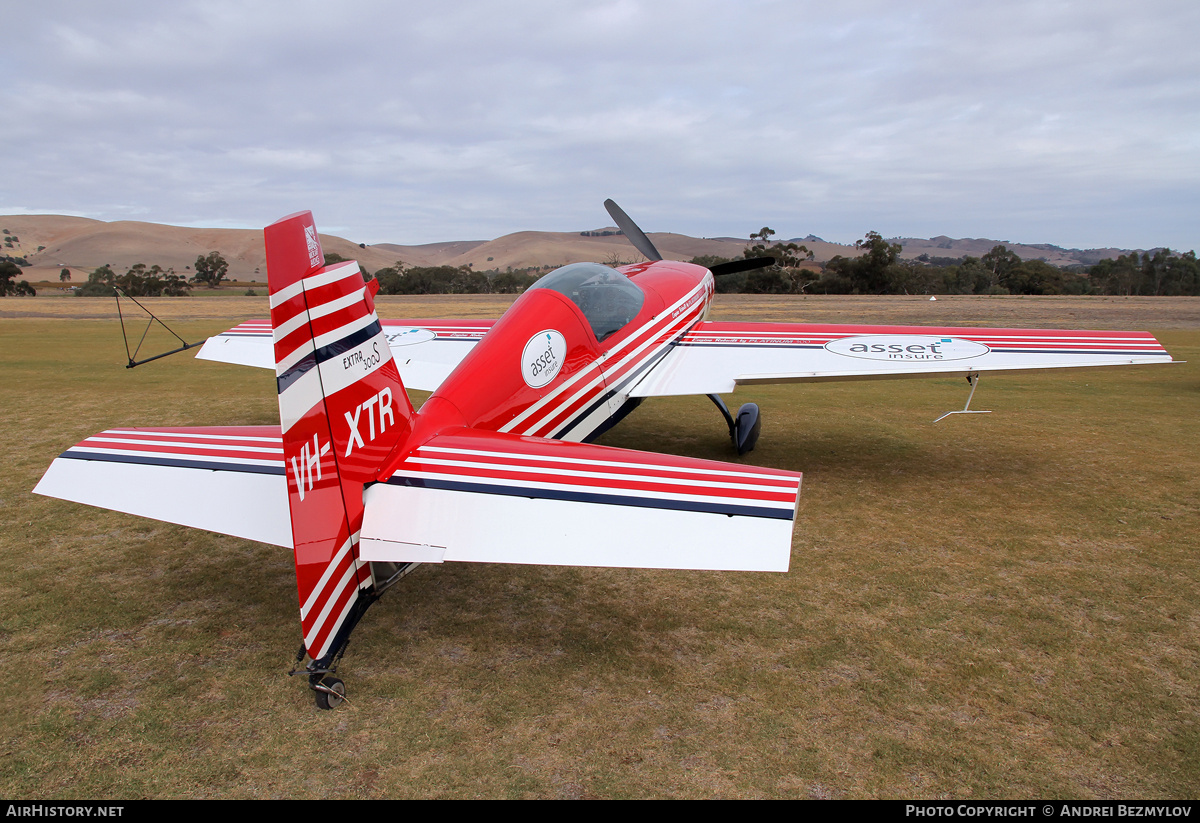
<box><xmin>1</xmin><ymin>294</ymin><xmax>1197</xmax><ymax>799</ymax></box>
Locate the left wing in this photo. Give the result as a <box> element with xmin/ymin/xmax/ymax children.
<box><xmin>631</xmin><ymin>321</ymin><xmax>1175</xmax><ymax>396</ymax></box>
<box><xmin>196</xmin><ymin>319</ymin><xmax>494</xmax><ymax>392</ymax></box>
<box><xmin>33</xmin><ymin>426</ymin><xmax>292</xmax><ymax>548</ymax></box>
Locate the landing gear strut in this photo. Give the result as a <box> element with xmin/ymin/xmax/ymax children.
<box><xmin>708</xmin><ymin>395</ymin><xmax>762</xmax><ymax>455</ymax></box>
<box><xmin>288</xmin><ymin>593</ymin><xmax>375</xmax><ymax>710</ymax></box>
<box><xmin>289</xmin><ymin>561</ymin><xmax>420</xmax><ymax>710</ymax></box>
<box><xmin>292</xmin><ymin>638</ymin><xmax>355</xmax><ymax>710</ymax></box>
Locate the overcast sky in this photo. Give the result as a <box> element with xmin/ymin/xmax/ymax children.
<box><xmin>3</xmin><ymin>1</ymin><xmax>1197</xmax><ymax>251</ymax></box>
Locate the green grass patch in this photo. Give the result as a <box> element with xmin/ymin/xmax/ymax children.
<box><xmin>1</xmin><ymin>299</ymin><xmax>1197</xmax><ymax>798</ymax></box>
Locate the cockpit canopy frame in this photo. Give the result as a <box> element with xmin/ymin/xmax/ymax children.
<box><xmin>529</xmin><ymin>262</ymin><xmax>646</xmax><ymax>343</ymax></box>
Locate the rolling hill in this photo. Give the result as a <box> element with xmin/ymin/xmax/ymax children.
<box><xmin>1</xmin><ymin>214</ymin><xmax>1133</xmax><ymax>284</ymax></box>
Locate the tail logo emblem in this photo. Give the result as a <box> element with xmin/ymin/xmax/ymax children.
<box><xmin>304</xmin><ymin>224</ymin><xmax>322</xmax><ymax>269</ymax></box>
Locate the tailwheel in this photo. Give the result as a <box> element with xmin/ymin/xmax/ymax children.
<box><xmin>313</xmin><ymin>676</ymin><xmax>346</xmax><ymax>710</ymax></box>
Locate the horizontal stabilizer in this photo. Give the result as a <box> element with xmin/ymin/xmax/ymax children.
<box><xmin>196</xmin><ymin>319</ymin><xmax>494</xmax><ymax>392</ymax></box>
<box><xmin>361</xmin><ymin>429</ymin><xmax>801</xmax><ymax>572</ymax></box>
<box><xmin>33</xmin><ymin>427</ymin><xmax>291</xmax><ymax>548</ymax></box>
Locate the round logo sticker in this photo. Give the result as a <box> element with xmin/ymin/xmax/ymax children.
<box><xmin>385</xmin><ymin>327</ymin><xmax>437</xmax><ymax>347</ymax></box>
<box><xmin>521</xmin><ymin>330</ymin><xmax>567</xmax><ymax>388</ymax></box>
<box><xmin>824</xmin><ymin>335</ymin><xmax>989</xmax><ymax>362</ymax></box>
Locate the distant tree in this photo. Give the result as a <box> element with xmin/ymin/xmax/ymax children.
<box><xmin>1089</xmin><ymin>249</ymin><xmax>1200</xmax><ymax>296</ymax></box>
<box><xmin>1138</xmin><ymin>248</ymin><xmax>1200</xmax><ymax>295</ymax></box>
<box><xmin>739</xmin><ymin>227</ymin><xmax>816</xmax><ymax>294</ymax></box>
<box><xmin>980</xmin><ymin>245</ymin><xmax>1021</xmax><ymax>292</ymax></box>
<box><xmin>887</xmin><ymin>259</ymin><xmax>947</xmax><ymax>295</ymax></box>
<box><xmin>76</xmin><ymin>265</ymin><xmax>117</xmax><ymax>296</ymax></box>
<box><xmin>0</xmin><ymin>260</ymin><xmax>35</xmax><ymax>296</ymax></box>
<box><xmin>375</xmin><ymin>263</ymin><xmax>489</xmax><ymax>295</ymax></box>
<box><xmin>192</xmin><ymin>251</ymin><xmax>229</xmax><ymax>288</ymax></box>
<box><xmin>603</xmin><ymin>251</ymin><xmax>638</xmax><ymax>267</ymax></box>
<box><xmin>59</xmin><ymin>268</ymin><xmax>71</xmax><ymax>283</ymax></box>
<box><xmin>1003</xmin><ymin>259</ymin><xmax>1087</xmax><ymax>295</ymax></box>
<box><xmin>156</xmin><ymin>266</ymin><xmax>192</xmax><ymax>296</ymax></box>
<box><xmin>821</xmin><ymin>231</ymin><xmax>901</xmax><ymax>293</ymax></box>
<box><xmin>1089</xmin><ymin>253</ymin><xmax>1141</xmax><ymax>295</ymax></box>
<box><xmin>373</xmin><ymin>262</ymin><xmax>407</xmax><ymax>295</ymax></box>
<box><xmin>75</xmin><ymin>263</ymin><xmax>190</xmax><ymax>297</ymax></box>
<box><xmin>854</xmin><ymin>231</ymin><xmax>901</xmax><ymax>292</ymax></box>
<box><xmin>490</xmin><ymin>270</ymin><xmax>537</xmax><ymax>293</ymax></box>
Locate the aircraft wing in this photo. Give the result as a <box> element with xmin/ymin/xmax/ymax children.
<box><xmin>630</xmin><ymin>321</ymin><xmax>1175</xmax><ymax>396</ymax></box>
<box><xmin>196</xmin><ymin>319</ymin><xmax>494</xmax><ymax>392</ymax></box>
<box><xmin>33</xmin><ymin>426</ymin><xmax>292</xmax><ymax>548</ymax></box>
<box><xmin>361</xmin><ymin>428</ymin><xmax>802</xmax><ymax>572</ymax></box>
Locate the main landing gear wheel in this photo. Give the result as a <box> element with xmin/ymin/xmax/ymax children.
<box><xmin>707</xmin><ymin>395</ymin><xmax>762</xmax><ymax>455</ymax></box>
<box><xmin>313</xmin><ymin>677</ymin><xmax>346</xmax><ymax>710</ymax></box>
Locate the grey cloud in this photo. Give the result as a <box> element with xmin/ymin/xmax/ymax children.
<box><xmin>3</xmin><ymin>0</ymin><xmax>1197</xmax><ymax>250</ymax></box>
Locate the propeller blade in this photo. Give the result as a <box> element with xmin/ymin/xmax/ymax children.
<box><xmin>709</xmin><ymin>256</ymin><xmax>775</xmax><ymax>277</ymax></box>
<box><xmin>603</xmin><ymin>199</ymin><xmax>662</xmax><ymax>262</ymax></box>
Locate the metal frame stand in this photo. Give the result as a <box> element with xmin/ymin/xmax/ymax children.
<box><xmin>114</xmin><ymin>289</ymin><xmax>206</xmax><ymax>368</ymax></box>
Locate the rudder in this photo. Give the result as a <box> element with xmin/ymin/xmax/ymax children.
<box><xmin>266</xmin><ymin>211</ymin><xmax>414</xmax><ymax>665</ymax></box>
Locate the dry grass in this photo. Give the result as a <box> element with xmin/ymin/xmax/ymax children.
<box><xmin>5</xmin><ymin>293</ymin><xmax>1199</xmax><ymax>329</ymax></box>
<box><xmin>0</xmin><ymin>295</ymin><xmax>1196</xmax><ymax>798</ymax></box>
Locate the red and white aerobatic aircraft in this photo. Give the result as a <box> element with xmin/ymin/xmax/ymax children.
<box><xmin>35</xmin><ymin>203</ymin><xmax>1175</xmax><ymax>708</ymax></box>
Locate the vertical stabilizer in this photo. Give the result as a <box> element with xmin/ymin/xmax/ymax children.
<box><xmin>266</xmin><ymin>211</ymin><xmax>414</xmax><ymax>664</ymax></box>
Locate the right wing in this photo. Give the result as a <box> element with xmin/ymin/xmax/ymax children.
<box><xmin>631</xmin><ymin>321</ymin><xmax>1175</xmax><ymax>396</ymax></box>
<box><xmin>196</xmin><ymin>318</ymin><xmax>494</xmax><ymax>392</ymax></box>
<box><xmin>361</xmin><ymin>428</ymin><xmax>802</xmax><ymax>572</ymax></box>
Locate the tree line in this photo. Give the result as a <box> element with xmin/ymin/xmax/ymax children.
<box><xmin>5</xmin><ymin>234</ymin><xmax>1197</xmax><ymax>298</ymax></box>
<box><xmin>365</xmin><ymin>230</ymin><xmax>1200</xmax><ymax>298</ymax></box>
<box><xmin>70</xmin><ymin>251</ymin><xmax>231</xmax><ymax>296</ymax></box>
<box><xmin>705</xmin><ymin>230</ymin><xmax>1200</xmax><ymax>296</ymax></box>
<box><xmin>370</xmin><ymin>262</ymin><xmax>539</xmax><ymax>295</ymax></box>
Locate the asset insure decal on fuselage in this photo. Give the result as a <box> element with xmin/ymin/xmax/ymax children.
<box><xmin>521</xmin><ymin>330</ymin><xmax>567</xmax><ymax>388</ymax></box>
<box><xmin>825</xmin><ymin>335</ymin><xmax>990</xmax><ymax>362</ymax></box>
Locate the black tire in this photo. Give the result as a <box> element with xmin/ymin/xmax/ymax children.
<box><xmin>314</xmin><ymin>677</ymin><xmax>346</xmax><ymax>710</ymax></box>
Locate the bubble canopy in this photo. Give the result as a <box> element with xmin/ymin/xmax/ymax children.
<box><xmin>529</xmin><ymin>262</ymin><xmax>646</xmax><ymax>343</ymax></box>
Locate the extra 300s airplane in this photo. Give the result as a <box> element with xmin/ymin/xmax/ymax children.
<box><xmin>35</xmin><ymin>202</ymin><xmax>1175</xmax><ymax>708</ymax></box>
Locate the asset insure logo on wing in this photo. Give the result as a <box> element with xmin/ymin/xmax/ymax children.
<box><xmin>385</xmin><ymin>327</ymin><xmax>437</xmax><ymax>346</ymax></box>
<box><xmin>825</xmin><ymin>335</ymin><xmax>990</xmax><ymax>361</ymax></box>
<box><xmin>522</xmin><ymin>330</ymin><xmax>567</xmax><ymax>388</ymax></box>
